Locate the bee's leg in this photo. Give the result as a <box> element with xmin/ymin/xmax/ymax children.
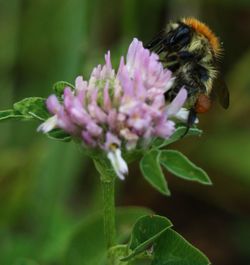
<box><xmin>181</xmin><ymin>108</ymin><xmax>197</xmax><ymax>138</ymax></box>
<box><xmin>178</xmin><ymin>51</ymin><xmax>195</xmax><ymax>62</ymax></box>
<box><xmin>168</xmin><ymin>62</ymin><xmax>181</xmax><ymax>72</ymax></box>
<box><xmin>145</xmin><ymin>30</ymin><xmax>165</xmax><ymax>50</ymax></box>
<box><xmin>187</xmin><ymin>86</ymin><xmax>200</xmax><ymax>97</ymax></box>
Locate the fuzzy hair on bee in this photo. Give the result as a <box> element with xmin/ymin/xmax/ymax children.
<box><xmin>146</xmin><ymin>17</ymin><xmax>229</xmax><ymax>133</ymax></box>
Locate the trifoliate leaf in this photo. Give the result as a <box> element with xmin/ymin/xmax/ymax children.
<box><xmin>46</xmin><ymin>129</ymin><xmax>71</xmax><ymax>142</ymax></box>
<box><xmin>160</xmin><ymin>150</ymin><xmax>212</xmax><ymax>185</ymax></box>
<box><xmin>153</xmin><ymin>126</ymin><xmax>202</xmax><ymax>148</ymax></box>
<box><xmin>152</xmin><ymin>228</ymin><xmax>211</xmax><ymax>265</ymax></box>
<box><xmin>121</xmin><ymin>215</ymin><xmax>172</xmax><ymax>261</ymax></box>
<box><xmin>13</xmin><ymin>97</ymin><xmax>49</xmax><ymax>121</ymax></box>
<box><xmin>0</xmin><ymin>109</ymin><xmax>24</xmax><ymax>121</ymax></box>
<box><xmin>140</xmin><ymin>150</ymin><xmax>170</xmax><ymax>196</ymax></box>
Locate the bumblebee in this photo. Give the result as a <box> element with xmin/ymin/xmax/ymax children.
<box><xmin>146</xmin><ymin>17</ymin><xmax>229</xmax><ymax>132</ymax></box>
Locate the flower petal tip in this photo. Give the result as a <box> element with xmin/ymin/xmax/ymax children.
<box><xmin>107</xmin><ymin>148</ymin><xmax>128</xmax><ymax>180</ymax></box>
<box><xmin>37</xmin><ymin>115</ymin><xmax>57</xmax><ymax>133</ymax></box>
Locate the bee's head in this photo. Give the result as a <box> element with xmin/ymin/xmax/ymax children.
<box><xmin>164</xmin><ymin>21</ymin><xmax>193</xmax><ymax>51</ymax></box>
<box><xmin>182</xmin><ymin>17</ymin><xmax>222</xmax><ymax>56</ymax></box>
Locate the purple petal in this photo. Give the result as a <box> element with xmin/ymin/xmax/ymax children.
<box><xmin>70</xmin><ymin>99</ymin><xmax>90</xmax><ymax>126</ymax></box>
<box><xmin>155</xmin><ymin>120</ymin><xmax>175</xmax><ymax>138</ymax></box>
<box><xmin>82</xmin><ymin>130</ymin><xmax>96</xmax><ymax>147</ymax></box>
<box><xmin>86</xmin><ymin>122</ymin><xmax>102</xmax><ymax>137</ymax></box>
<box><xmin>105</xmin><ymin>51</ymin><xmax>112</xmax><ymax>71</ymax></box>
<box><xmin>75</xmin><ymin>76</ymin><xmax>85</xmax><ymax>91</ymax></box>
<box><xmin>118</xmin><ymin>64</ymin><xmax>134</xmax><ymax>98</ymax></box>
<box><xmin>46</xmin><ymin>95</ymin><xmax>62</xmax><ymax>114</ymax></box>
<box><xmin>88</xmin><ymin>104</ymin><xmax>107</xmax><ymax>123</ymax></box>
<box><xmin>165</xmin><ymin>88</ymin><xmax>187</xmax><ymax>117</ymax></box>
<box><xmin>104</xmin><ymin>132</ymin><xmax>121</xmax><ymax>151</ymax></box>
<box><xmin>107</xmin><ymin>109</ymin><xmax>117</xmax><ymax>130</ymax></box>
<box><xmin>126</xmin><ymin>38</ymin><xmax>140</xmax><ymax>70</ymax></box>
<box><xmin>120</xmin><ymin>128</ymin><xmax>138</xmax><ymax>142</ymax></box>
<box><xmin>134</xmin><ymin>69</ymin><xmax>146</xmax><ymax>99</ymax></box>
<box><xmin>64</xmin><ymin>87</ymin><xmax>74</xmax><ymax>110</ymax></box>
<box><xmin>103</xmin><ymin>81</ymin><xmax>112</xmax><ymax>111</ymax></box>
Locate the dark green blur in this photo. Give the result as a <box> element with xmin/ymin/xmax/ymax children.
<box><xmin>0</xmin><ymin>1</ymin><xmax>250</xmax><ymax>264</ymax></box>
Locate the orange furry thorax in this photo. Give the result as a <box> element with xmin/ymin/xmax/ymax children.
<box><xmin>182</xmin><ymin>17</ymin><xmax>221</xmax><ymax>55</ymax></box>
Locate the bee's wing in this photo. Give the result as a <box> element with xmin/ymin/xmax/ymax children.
<box><xmin>145</xmin><ymin>30</ymin><xmax>180</xmax><ymax>69</ymax></box>
<box><xmin>211</xmin><ymin>74</ymin><xmax>230</xmax><ymax>109</ymax></box>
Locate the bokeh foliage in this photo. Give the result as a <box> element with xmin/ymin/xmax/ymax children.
<box><xmin>0</xmin><ymin>0</ymin><xmax>250</xmax><ymax>264</ymax></box>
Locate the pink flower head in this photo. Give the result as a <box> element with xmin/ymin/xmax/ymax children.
<box><xmin>38</xmin><ymin>38</ymin><xmax>187</xmax><ymax>180</ymax></box>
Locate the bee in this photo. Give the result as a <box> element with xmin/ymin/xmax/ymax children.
<box><xmin>146</xmin><ymin>17</ymin><xmax>229</xmax><ymax>134</ymax></box>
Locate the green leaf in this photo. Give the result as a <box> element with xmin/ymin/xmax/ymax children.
<box><xmin>164</xmin><ymin>126</ymin><xmax>202</xmax><ymax>145</ymax></box>
<box><xmin>64</xmin><ymin>207</ymin><xmax>152</xmax><ymax>265</ymax></box>
<box><xmin>13</xmin><ymin>97</ymin><xmax>50</xmax><ymax>121</ymax></box>
<box><xmin>153</xmin><ymin>126</ymin><xmax>202</xmax><ymax>148</ymax></box>
<box><xmin>0</xmin><ymin>109</ymin><xmax>24</xmax><ymax>121</ymax></box>
<box><xmin>140</xmin><ymin>150</ymin><xmax>170</xmax><ymax>196</ymax></box>
<box><xmin>108</xmin><ymin>245</ymin><xmax>130</xmax><ymax>265</ymax></box>
<box><xmin>53</xmin><ymin>81</ymin><xmax>75</xmax><ymax>97</ymax></box>
<box><xmin>122</xmin><ymin>215</ymin><xmax>172</xmax><ymax>261</ymax></box>
<box><xmin>0</xmin><ymin>97</ymin><xmax>50</xmax><ymax>122</ymax></box>
<box><xmin>160</xmin><ymin>150</ymin><xmax>212</xmax><ymax>185</ymax></box>
<box><xmin>46</xmin><ymin>129</ymin><xmax>71</xmax><ymax>142</ymax></box>
<box><xmin>152</xmin><ymin>228</ymin><xmax>211</xmax><ymax>265</ymax></box>
<box><xmin>122</xmin><ymin>148</ymin><xmax>143</xmax><ymax>164</ymax></box>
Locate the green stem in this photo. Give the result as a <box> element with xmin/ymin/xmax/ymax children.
<box><xmin>94</xmin><ymin>158</ymin><xmax>117</xmax><ymax>251</ymax></box>
<box><xmin>101</xmin><ymin>177</ymin><xmax>116</xmax><ymax>249</ymax></box>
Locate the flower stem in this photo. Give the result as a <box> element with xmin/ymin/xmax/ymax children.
<box><xmin>101</xmin><ymin>177</ymin><xmax>116</xmax><ymax>248</ymax></box>
<box><xmin>94</xmin><ymin>158</ymin><xmax>117</xmax><ymax>250</ymax></box>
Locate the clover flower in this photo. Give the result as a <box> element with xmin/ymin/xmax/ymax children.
<box><xmin>38</xmin><ymin>38</ymin><xmax>187</xmax><ymax>180</ymax></box>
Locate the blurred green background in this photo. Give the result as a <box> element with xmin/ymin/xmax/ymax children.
<box><xmin>0</xmin><ymin>0</ymin><xmax>250</xmax><ymax>264</ymax></box>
